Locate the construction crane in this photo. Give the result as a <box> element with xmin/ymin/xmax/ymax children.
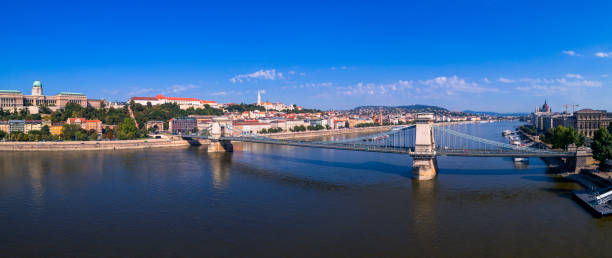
<box><xmin>562</xmin><ymin>104</ymin><xmax>580</xmax><ymax>115</ymax></box>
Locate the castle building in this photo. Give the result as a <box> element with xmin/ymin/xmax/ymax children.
<box><xmin>130</xmin><ymin>94</ymin><xmax>220</xmax><ymax>109</ymax></box>
<box><xmin>0</xmin><ymin>80</ymin><xmax>93</xmax><ymax>111</ymax></box>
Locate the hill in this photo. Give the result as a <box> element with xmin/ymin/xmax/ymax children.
<box><xmin>463</xmin><ymin>110</ymin><xmax>529</xmax><ymax>117</ymax></box>
<box><xmin>353</xmin><ymin>105</ymin><xmax>449</xmax><ymax>113</ymax></box>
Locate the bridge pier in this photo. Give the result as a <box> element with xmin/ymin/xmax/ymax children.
<box><xmin>410</xmin><ymin>113</ymin><xmax>438</xmax><ymax>180</ymax></box>
<box><xmin>566</xmin><ymin>144</ymin><xmax>591</xmax><ymax>173</ymax></box>
<box><xmin>412</xmin><ymin>155</ymin><xmax>438</xmax><ymax>180</ymax></box>
<box><xmin>208</xmin><ymin>140</ymin><xmax>233</xmax><ymax>152</ymax></box>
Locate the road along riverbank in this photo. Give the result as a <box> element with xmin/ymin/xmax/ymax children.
<box><xmin>0</xmin><ymin>139</ymin><xmax>190</xmax><ymax>151</ymax></box>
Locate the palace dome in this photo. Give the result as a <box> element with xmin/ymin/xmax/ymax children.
<box><xmin>32</xmin><ymin>80</ymin><xmax>42</xmax><ymax>88</ymax></box>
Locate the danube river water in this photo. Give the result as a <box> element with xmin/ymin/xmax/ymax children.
<box><xmin>0</xmin><ymin>121</ymin><xmax>610</xmax><ymax>257</ymax></box>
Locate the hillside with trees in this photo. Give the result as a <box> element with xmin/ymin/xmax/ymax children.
<box><xmin>129</xmin><ymin>101</ymin><xmax>223</xmax><ymax>128</ymax></box>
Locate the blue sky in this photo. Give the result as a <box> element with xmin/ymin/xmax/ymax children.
<box><xmin>1</xmin><ymin>0</ymin><xmax>611</xmax><ymax>112</ymax></box>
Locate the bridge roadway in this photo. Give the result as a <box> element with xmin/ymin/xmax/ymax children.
<box><xmin>210</xmin><ymin>136</ymin><xmax>574</xmax><ymax>158</ymax></box>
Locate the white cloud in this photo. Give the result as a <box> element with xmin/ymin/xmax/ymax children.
<box><xmin>127</xmin><ymin>87</ymin><xmax>155</xmax><ymax>96</ymax></box>
<box><xmin>498</xmin><ymin>77</ymin><xmax>515</xmax><ymax>83</ymax></box>
<box><xmin>165</xmin><ymin>84</ymin><xmax>198</xmax><ymax>94</ymax></box>
<box><xmin>210</xmin><ymin>91</ymin><xmax>227</xmax><ymax>96</ymax></box>
<box><xmin>230</xmin><ymin>69</ymin><xmax>284</xmax><ymax>83</ymax></box>
<box><xmin>510</xmin><ymin>74</ymin><xmax>603</xmax><ymax>97</ymax></box>
<box><xmin>602</xmin><ymin>74</ymin><xmax>609</xmax><ymax>78</ymax></box>
<box><xmin>340</xmin><ymin>80</ymin><xmax>414</xmax><ymax>96</ymax></box>
<box><xmin>294</xmin><ymin>82</ymin><xmax>333</xmax><ymax>89</ymax></box>
<box><xmin>421</xmin><ymin>76</ymin><xmax>497</xmax><ymax>94</ymax></box>
<box><xmin>562</xmin><ymin>50</ymin><xmax>578</xmax><ymax>56</ymax></box>
<box><xmin>556</xmin><ymin>78</ymin><xmax>602</xmax><ymax>87</ymax></box>
<box><xmin>595</xmin><ymin>52</ymin><xmax>612</xmax><ymax>58</ymax></box>
<box><xmin>565</xmin><ymin>73</ymin><xmax>583</xmax><ymax>79</ymax></box>
<box><xmin>483</xmin><ymin>78</ymin><xmax>490</xmax><ymax>83</ymax></box>
<box><xmin>287</xmin><ymin>70</ymin><xmax>306</xmax><ymax>76</ymax></box>
<box><xmin>330</xmin><ymin>66</ymin><xmax>348</xmax><ymax>71</ymax></box>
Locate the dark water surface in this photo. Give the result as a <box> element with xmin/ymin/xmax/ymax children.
<box><xmin>1</xmin><ymin>121</ymin><xmax>609</xmax><ymax>257</ymax></box>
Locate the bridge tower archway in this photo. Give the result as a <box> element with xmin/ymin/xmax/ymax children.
<box><xmin>411</xmin><ymin>113</ymin><xmax>438</xmax><ymax>180</ymax></box>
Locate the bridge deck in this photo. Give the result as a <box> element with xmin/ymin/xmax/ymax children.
<box><xmin>183</xmin><ymin>136</ymin><xmax>574</xmax><ymax>158</ymax></box>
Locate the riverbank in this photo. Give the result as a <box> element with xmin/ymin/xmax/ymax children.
<box><xmin>265</xmin><ymin>125</ymin><xmax>396</xmax><ymax>139</ymax></box>
<box><xmin>264</xmin><ymin>120</ymin><xmax>494</xmax><ymax>140</ymax></box>
<box><xmin>0</xmin><ymin>139</ymin><xmax>190</xmax><ymax>151</ymax></box>
<box><xmin>0</xmin><ymin>120</ymin><xmax>501</xmax><ymax>151</ymax></box>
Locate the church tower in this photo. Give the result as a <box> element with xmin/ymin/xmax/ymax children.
<box><xmin>32</xmin><ymin>80</ymin><xmax>43</xmax><ymax>96</ymax></box>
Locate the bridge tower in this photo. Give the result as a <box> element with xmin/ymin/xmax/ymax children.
<box><xmin>411</xmin><ymin>113</ymin><xmax>438</xmax><ymax>180</ymax></box>
<box><xmin>207</xmin><ymin>122</ymin><xmax>233</xmax><ymax>152</ymax></box>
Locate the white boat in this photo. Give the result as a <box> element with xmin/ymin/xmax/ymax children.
<box><xmin>503</xmin><ymin>130</ymin><xmax>512</xmax><ymax>136</ymax></box>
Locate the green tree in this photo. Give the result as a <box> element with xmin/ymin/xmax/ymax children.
<box><xmin>62</xmin><ymin>124</ymin><xmax>88</xmax><ymax>141</ymax></box>
<box><xmin>0</xmin><ymin>130</ymin><xmax>6</xmax><ymax>140</ymax></box>
<box><xmin>41</xmin><ymin>125</ymin><xmax>50</xmax><ymax>136</ymax></box>
<box><xmin>540</xmin><ymin>126</ymin><xmax>585</xmax><ymax>149</ymax></box>
<box><xmin>103</xmin><ymin>126</ymin><xmax>115</xmax><ymax>140</ymax></box>
<box><xmin>38</xmin><ymin>105</ymin><xmax>52</xmax><ymax>114</ymax></box>
<box><xmin>592</xmin><ymin>127</ymin><xmax>612</xmax><ymax>170</ymax></box>
<box><xmin>116</xmin><ymin>118</ymin><xmax>139</xmax><ymax>140</ymax></box>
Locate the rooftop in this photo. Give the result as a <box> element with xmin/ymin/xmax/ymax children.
<box><xmin>57</xmin><ymin>92</ymin><xmax>85</xmax><ymax>96</ymax></box>
<box><xmin>0</xmin><ymin>90</ymin><xmax>22</xmax><ymax>94</ymax></box>
<box><xmin>575</xmin><ymin>109</ymin><xmax>605</xmax><ymax>113</ymax></box>
<box><xmin>131</xmin><ymin>96</ymin><xmax>157</xmax><ymax>101</ymax></box>
<box><xmin>155</xmin><ymin>94</ymin><xmax>200</xmax><ymax>102</ymax></box>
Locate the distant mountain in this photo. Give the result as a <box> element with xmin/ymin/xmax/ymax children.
<box><xmin>463</xmin><ymin>110</ymin><xmax>529</xmax><ymax>117</ymax></box>
<box><xmin>353</xmin><ymin>105</ymin><xmax>449</xmax><ymax>112</ymax></box>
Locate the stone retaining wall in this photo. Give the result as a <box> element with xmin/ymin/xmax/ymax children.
<box><xmin>0</xmin><ymin>139</ymin><xmax>190</xmax><ymax>151</ymax></box>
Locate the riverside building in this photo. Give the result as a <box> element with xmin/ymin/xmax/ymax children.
<box><xmin>531</xmin><ymin>100</ymin><xmax>611</xmax><ymax>138</ymax></box>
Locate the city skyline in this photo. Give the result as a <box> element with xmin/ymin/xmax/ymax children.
<box><xmin>1</xmin><ymin>1</ymin><xmax>611</xmax><ymax>112</ymax></box>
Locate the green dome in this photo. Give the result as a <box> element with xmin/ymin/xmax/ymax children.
<box><xmin>32</xmin><ymin>80</ymin><xmax>42</xmax><ymax>88</ymax></box>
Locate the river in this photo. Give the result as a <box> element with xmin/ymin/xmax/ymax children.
<box><xmin>0</xmin><ymin>121</ymin><xmax>608</xmax><ymax>257</ymax></box>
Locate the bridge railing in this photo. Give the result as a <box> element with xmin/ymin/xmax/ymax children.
<box><xmin>432</xmin><ymin>125</ymin><xmax>568</xmax><ymax>155</ymax></box>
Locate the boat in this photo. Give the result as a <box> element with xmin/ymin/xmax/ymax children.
<box><xmin>513</xmin><ymin>157</ymin><xmax>528</xmax><ymax>162</ymax></box>
<box><xmin>502</xmin><ymin>130</ymin><xmax>512</xmax><ymax>136</ymax></box>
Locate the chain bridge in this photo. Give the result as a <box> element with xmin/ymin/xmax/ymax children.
<box><xmin>183</xmin><ymin>114</ymin><xmax>586</xmax><ymax>180</ymax></box>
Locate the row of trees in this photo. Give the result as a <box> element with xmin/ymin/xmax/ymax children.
<box><xmin>222</xmin><ymin>103</ymin><xmax>264</xmax><ymax>112</ymax></box>
<box><xmin>519</xmin><ymin>125</ymin><xmax>537</xmax><ymax>135</ymax></box>
<box><xmin>538</xmin><ymin>124</ymin><xmax>612</xmax><ymax>171</ymax></box>
<box><xmin>260</xmin><ymin>127</ymin><xmax>283</xmax><ymax>134</ymax></box>
<box><xmin>307</xmin><ymin>124</ymin><xmax>325</xmax><ymax>131</ymax></box>
<box><xmin>592</xmin><ymin>126</ymin><xmax>612</xmax><ymax>170</ymax></box>
<box><xmin>0</xmin><ymin>118</ymin><xmax>142</xmax><ymax>141</ymax></box>
<box><xmin>289</xmin><ymin>125</ymin><xmax>307</xmax><ymax>132</ymax></box>
<box><xmin>539</xmin><ymin>126</ymin><xmax>585</xmax><ymax>149</ymax></box>
<box><xmin>47</xmin><ymin>103</ymin><xmax>130</xmax><ymax>124</ymax></box>
<box><xmin>0</xmin><ymin>107</ymin><xmax>43</xmax><ymax>121</ymax></box>
<box><xmin>0</xmin><ymin>125</ymin><xmax>59</xmax><ymax>141</ymax></box>
<box><xmin>355</xmin><ymin>123</ymin><xmax>381</xmax><ymax>128</ymax></box>
<box><xmin>280</xmin><ymin>107</ymin><xmax>322</xmax><ymax>114</ymax></box>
